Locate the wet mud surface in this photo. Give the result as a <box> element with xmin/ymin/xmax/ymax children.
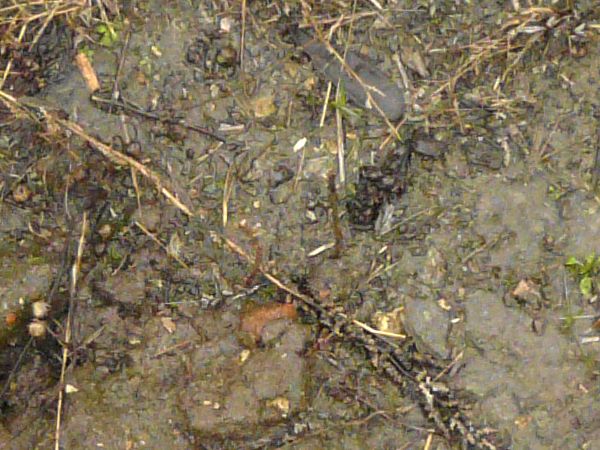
<box><xmin>1</xmin><ymin>1</ymin><xmax>599</xmax><ymax>449</ymax></box>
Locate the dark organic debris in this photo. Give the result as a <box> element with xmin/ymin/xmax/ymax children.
<box><xmin>290</xmin><ymin>28</ymin><xmax>405</xmax><ymax>121</ymax></box>
<box><xmin>226</xmin><ymin>237</ymin><xmax>501</xmax><ymax>449</ymax></box>
<box><xmin>327</xmin><ymin>171</ymin><xmax>344</xmax><ymax>258</ymax></box>
<box><xmin>186</xmin><ymin>30</ymin><xmax>237</xmax><ymax>79</ymax></box>
<box><xmin>347</xmin><ymin>142</ymin><xmax>411</xmax><ymax>229</ymax></box>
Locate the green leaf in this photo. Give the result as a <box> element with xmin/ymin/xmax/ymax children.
<box><xmin>560</xmin><ymin>314</ymin><xmax>575</xmax><ymax>334</ymax></box>
<box><xmin>580</xmin><ymin>276</ymin><xmax>593</xmax><ymax>297</ymax></box>
<box><xmin>99</xmin><ymin>33</ymin><xmax>114</xmax><ymax>47</ymax></box>
<box><xmin>337</xmin><ymin>82</ymin><xmax>347</xmax><ymax>106</ymax></box>
<box><xmin>337</xmin><ymin>105</ymin><xmax>361</xmax><ymax>119</ymax></box>
<box><xmin>582</xmin><ymin>254</ymin><xmax>596</xmax><ymax>272</ymax></box>
<box><xmin>565</xmin><ymin>256</ymin><xmax>581</xmax><ymax>267</ymax></box>
<box><xmin>96</xmin><ymin>22</ymin><xmax>119</xmax><ymax>47</ymax></box>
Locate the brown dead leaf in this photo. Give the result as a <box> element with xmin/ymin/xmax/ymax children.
<box><xmin>512</xmin><ymin>279</ymin><xmax>540</xmax><ymax>301</ymax></box>
<box><xmin>240</xmin><ymin>303</ymin><xmax>297</xmax><ymax>341</ymax></box>
<box><xmin>161</xmin><ymin>317</ymin><xmax>177</xmax><ymax>334</ymax></box>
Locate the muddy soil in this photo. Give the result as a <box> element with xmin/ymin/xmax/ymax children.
<box><xmin>1</xmin><ymin>1</ymin><xmax>599</xmax><ymax>449</ymax></box>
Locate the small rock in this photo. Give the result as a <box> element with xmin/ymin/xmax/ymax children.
<box><xmin>402</xmin><ymin>296</ymin><xmax>450</xmax><ymax>359</ymax></box>
<box><xmin>292</xmin><ymin>29</ymin><xmax>405</xmax><ymax>120</ymax></box>
<box><xmin>250</xmin><ymin>93</ymin><xmax>276</xmax><ymax>118</ymax></box>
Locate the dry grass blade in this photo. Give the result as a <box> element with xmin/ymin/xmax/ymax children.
<box><xmin>0</xmin><ymin>1</ymin><xmax>83</xmax><ymax>26</ymax></box>
<box><xmin>0</xmin><ymin>31</ymin><xmax>25</xmax><ymax>90</ymax></box>
<box><xmin>335</xmin><ymin>89</ymin><xmax>345</xmax><ymax>184</ymax></box>
<box><xmin>349</xmin><ymin>318</ymin><xmax>406</xmax><ymax>339</ymax></box>
<box><xmin>366</xmin><ymin>0</ymin><xmax>383</xmax><ymax>11</ymax></box>
<box><xmin>319</xmin><ymin>81</ymin><xmax>333</xmax><ymax>127</ymax></box>
<box><xmin>28</xmin><ymin>1</ymin><xmax>61</xmax><ymax>50</ymax></box>
<box><xmin>222</xmin><ymin>164</ymin><xmax>236</xmax><ymax>227</ymax></box>
<box><xmin>58</xmin><ymin>118</ymin><xmax>194</xmax><ymax>216</ymax></box>
<box><xmin>134</xmin><ymin>221</ymin><xmax>190</xmax><ymax>269</ymax></box>
<box><xmin>222</xmin><ymin>236</ymin><xmax>321</xmax><ymax>311</ymax></box>
<box><xmin>240</xmin><ymin>0</ymin><xmax>247</xmax><ymax>70</ymax></box>
<box><xmin>54</xmin><ymin>211</ymin><xmax>87</xmax><ymax>450</ymax></box>
<box><xmin>0</xmin><ymin>89</ymin><xmax>194</xmax><ymax>216</ymax></box>
<box><xmin>432</xmin><ymin>7</ymin><xmax>574</xmax><ymax>98</ymax></box>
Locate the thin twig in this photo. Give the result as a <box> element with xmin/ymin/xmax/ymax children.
<box><xmin>134</xmin><ymin>221</ymin><xmax>189</xmax><ymax>269</ymax></box>
<box><xmin>433</xmin><ymin>351</ymin><xmax>463</xmax><ymax>382</ymax></box>
<box><xmin>55</xmin><ymin>211</ymin><xmax>88</xmax><ymax>450</ymax></box>
<box><xmin>240</xmin><ymin>0</ymin><xmax>247</xmax><ymax>70</ymax></box>
<box><xmin>222</xmin><ymin>236</ymin><xmax>324</xmax><ymax>312</ymax></box>
<box><xmin>0</xmin><ymin>3</ymin><xmax>81</xmax><ymax>26</ymax></box>
<box><xmin>111</xmin><ymin>28</ymin><xmax>132</xmax><ymax>110</ymax></box>
<box><xmin>222</xmin><ymin>236</ymin><xmax>404</xmax><ymax>338</ymax></box>
<box><xmin>319</xmin><ymin>81</ymin><xmax>332</xmax><ymax>128</ymax></box>
<box><xmin>222</xmin><ymin>163</ymin><xmax>236</xmax><ymax>227</ymax></box>
<box><xmin>152</xmin><ymin>340</ymin><xmax>192</xmax><ymax>358</ymax></box>
<box><xmin>298</xmin><ymin>11</ymin><xmax>377</xmax><ymax>29</ymax></box>
<box><xmin>90</xmin><ymin>93</ymin><xmax>234</xmax><ymax>144</ymax></box>
<box><xmin>327</xmin><ymin>171</ymin><xmax>344</xmax><ymax>258</ymax></box>
<box><xmin>0</xmin><ymin>90</ymin><xmax>195</xmax><ymax>217</ymax></box>
<box><xmin>60</xmin><ymin>117</ymin><xmax>194</xmax><ymax>216</ymax></box>
<box><xmin>0</xmin><ymin>338</ymin><xmax>33</xmax><ymax>402</ymax></box>
<box><xmin>461</xmin><ymin>231</ymin><xmax>507</xmax><ymax>265</ymax></box>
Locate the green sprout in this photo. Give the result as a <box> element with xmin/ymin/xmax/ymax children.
<box><xmin>559</xmin><ymin>312</ymin><xmax>576</xmax><ymax>335</ymax></box>
<box><xmin>79</xmin><ymin>44</ymin><xmax>94</xmax><ymax>59</ymax></box>
<box><xmin>565</xmin><ymin>253</ymin><xmax>600</xmax><ymax>298</ymax></box>
<box><xmin>107</xmin><ymin>243</ymin><xmax>123</xmax><ymax>265</ymax></box>
<box><xmin>330</xmin><ymin>82</ymin><xmax>362</xmax><ymax>119</ymax></box>
<box><xmin>96</xmin><ymin>22</ymin><xmax>119</xmax><ymax>47</ymax></box>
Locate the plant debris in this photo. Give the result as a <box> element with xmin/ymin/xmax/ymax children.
<box><xmin>289</xmin><ymin>27</ymin><xmax>405</xmax><ymax>121</ymax></box>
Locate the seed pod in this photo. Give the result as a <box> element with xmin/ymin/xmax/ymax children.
<box><xmin>28</xmin><ymin>320</ymin><xmax>47</xmax><ymax>338</ymax></box>
<box><xmin>13</xmin><ymin>184</ymin><xmax>31</xmax><ymax>203</ymax></box>
<box><xmin>32</xmin><ymin>301</ymin><xmax>50</xmax><ymax>319</ymax></box>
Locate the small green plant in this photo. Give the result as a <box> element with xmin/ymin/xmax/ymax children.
<box><xmin>578</xmin><ymin>350</ymin><xmax>599</xmax><ymax>375</ymax></box>
<box><xmin>330</xmin><ymin>82</ymin><xmax>362</xmax><ymax>119</ymax></box>
<box><xmin>96</xmin><ymin>22</ymin><xmax>119</xmax><ymax>47</ymax></box>
<box><xmin>547</xmin><ymin>184</ymin><xmax>562</xmax><ymax>201</ymax></box>
<box><xmin>565</xmin><ymin>253</ymin><xmax>600</xmax><ymax>298</ymax></box>
<box><xmin>559</xmin><ymin>312</ymin><xmax>576</xmax><ymax>335</ymax></box>
<box><xmin>79</xmin><ymin>44</ymin><xmax>94</xmax><ymax>58</ymax></box>
<box><xmin>107</xmin><ymin>243</ymin><xmax>123</xmax><ymax>265</ymax></box>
